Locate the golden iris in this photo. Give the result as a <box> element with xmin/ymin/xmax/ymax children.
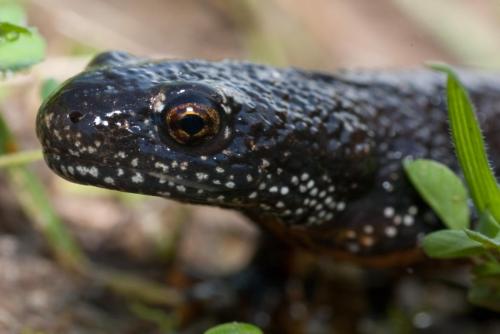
<box><xmin>165</xmin><ymin>102</ymin><xmax>220</xmax><ymax>145</ymax></box>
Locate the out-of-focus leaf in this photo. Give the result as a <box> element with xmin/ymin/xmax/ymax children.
<box><xmin>129</xmin><ymin>303</ymin><xmax>176</xmax><ymax>333</ymax></box>
<box><xmin>0</xmin><ymin>26</ymin><xmax>45</xmax><ymax>71</ymax></box>
<box><xmin>205</xmin><ymin>322</ymin><xmax>263</xmax><ymax>334</ymax></box>
<box><xmin>404</xmin><ymin>159</ymin><xmax>469</xmax><ymax>229</ymax></box>
<box><xmin>468</xmin><ymin>278</ymin><xmax>500</xmax><ymax>312</ymax></box>
<box><xmin>464</xmin><ymin>229</ymin><xmax>500</xmax><ymax>249</ymax></box>
<box><xmin>0</xmin><ymin>113</ymin><xmax>85</xmax><ymax>270</ymax></box>
<box><xmin>0</xmin><ymin>2</ymin><xmax>26</xmax><ymax>25</ymax></box>
<box><xmin>40</xmin><ymin>78</ymin><xmax>60</xmax><ymax>101</ymax></box>
<box><xmin>0</xmin><ymin>22</ymin><xmax>30</xmax><ymax>42</ymax></box>
<box><xmin>473</xmin><ymin>262</ymin><xmax>500</xmax><ymax>277</ymax></box>
<box><xmin>0</xmin><ymin>149</ymin><xmax>43</xmax><ymax>168</ymax></box>
<box><xmin>477</xmin><ymin>210</ymin><xmax>500</xmax><ymax>238</ymax></box>
<box><xmin>431</xmin><ymin>64</ymin><xmax>500</xmax><ymax>223</ymax></box>
<box><xmin>422</xmin><ymin>230</ymin><xmax>484</xmax><ymax>258</ymax></box>
<box><xmin>0</xmin><ymin>2</ymin><xmax>45</xmax><ymax>72</ymax></box>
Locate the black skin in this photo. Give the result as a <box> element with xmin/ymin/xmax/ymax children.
<box><xmin>36</xmin><ymin>51</ymin><xmax>500</xmax><ymax>266</ymax></box>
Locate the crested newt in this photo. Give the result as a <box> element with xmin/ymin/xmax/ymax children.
<box><xmin>36</xmin><ymin>51</ymin><xmax>500</xmax><ymax>266</ymax></box>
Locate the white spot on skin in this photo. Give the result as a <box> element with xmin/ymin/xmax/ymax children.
<box><xmin>216</xmin><ymin>167</ymin><xmax>225</xmax><ymax>174</ymax></box>
<box><xmin>269</xmin><ymin>186</ymin><xmax>278</xmax><ymax>193</ymax></box>
<box><xmin>384</xmin><ymin>207</ymin><xmax>395</xmax><ymax>218</ymax></box>
<box><xmin>176</xmin><ymin>185</ymin><xmax>186</xmax><ymax>192</ymax></box>
<box><xmin>276</xmin><ymin>201</ymin><xmax>285</xmax><ymax>208</ymax></box>
<box><xmin>106</xmin><ymin>110</ymin><xmax>122</xmax><ymax>117</ymax></box>
<box><xmin>337</xmin><ymin>201</ymin><xmax>346</xmax><ymax>211</ymax></box>
<box><xmin>248</xmin><ymin>192</ymin><xmax>258</xmax><ymax>199</ymax></box>
<box><xmin>385</xmin><ymin>226</ymin><xmax>397</xmax><ymax>237</ymax></box>
<box><xmin>346</xmin><ymin>230</ymin><xmax>357</xmax><ymax>239</ymax></box>
<box><xmin>196</xmin><ymin>172</ymin><xmax>209</xmax><ymax>181</ymax></box>
<box><xmin>225</xmin><ymin>181</ymin><xmax>235</xmax><ymax>189</ymax></box>
<box><xmin>117</xmin><ymin>168</ymin><xmax>124</xmax><ymax>176</ymax></box>
<box><xmin>89</xmin><ymin>167</ymin><xmax>98</xmax><ymax>177</ymax></box>
<box><xmin>152</xmin><ymin>92</ymin><xmax>166</xmax><ymax>112</ymax></box>
<box><xmin>409</xmin><ymin>206</ymin><xmax>418</xmax><ymax>215</ymax></box>
<box><xmin>403</xmin><ymin>215</ymin><xmax>414</xmax><ymax>226</ymax></box>
<box><xmin>382</xmin><ymin>181</ymin><xmax>394</xmax><ymax>192</ymax></box>
<box><xmin>307</xmin><ymin>180</ymin><xmax>315</xmax><ymax>189</ymax></box>
<box><xmin>301</xmin><ymin>173</ymin><xmax>309</xmax><ymax>181</ymax></box>
<box><xmin>154</xmin><ymin>162</ymin><xmax>169</xmax><ymax>172</ymax></box>
<box><xmin>280</xmin><ymin>187</ymin><xmax>289</xmax><ymax>195</ymax></box>
<box><xmin>246</xmin><ymin>174</ymin><xmax>253</xmax><ymax>182</ymax></box>
<box><xmin>363</xmin><ymin>225</ymin><xmax>374</xmax><ymax>234</ymax></box>
<box><xmin>291</xmin><ymin>176</ymin><xmax>299</xmax><ymax>185</ymax></box>
<box><xmin>261</xmin><ymin>159</ymin><xmax>270</xmax><ymax>168</ymax></box>
<box><xmin>347</xmin><ymin>243</ymin><xmax>360</xmax><ymax>253</ymax></box>
<box><xmin>393</xmin><ymin>215</ymin><xmax>402</xmax><ymax>225</ymax></box>
<box><xmin>104</xmin><ymin>177</ymin><xmax>115</xmax><ymax>185</ymax></box>
<box><xmin>224</xmin><ymin>126</ymin><xmax>231</xmax><ymax>139</ymax></box>
<box><xmin>131</xmin><ymin>173</ymin><xmax>144</xmax><ymax>183</ymax></box>
<box><xmin>131</xmin><ymin>158</ymin><xmax>138</xmax><ymax>167</ymax></box>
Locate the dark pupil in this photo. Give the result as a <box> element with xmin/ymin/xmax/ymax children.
<box><xmin>179</xmin><ymin>114</ymin><xmax>205</xmax><ymax>135</ymax></box>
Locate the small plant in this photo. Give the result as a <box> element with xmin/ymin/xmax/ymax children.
<box><xmin>204</xmin><ymin>322</ymin><xmax>263</xmax><ymax>334</ymax></box>
<box><xmin>404</xmin><ymin>64</ymin><xmax>500</xmax><ymax>311</ymax></box>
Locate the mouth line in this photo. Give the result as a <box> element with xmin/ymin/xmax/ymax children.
<box><xmin>44</xmin><ymin>151</ymin><xmax>221</xmax><ymax>193</ymax></box>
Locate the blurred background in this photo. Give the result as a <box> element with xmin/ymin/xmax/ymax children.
<box><xmin>2</xmin><ymin>0</ymin><xmax>500</xmax><ymax>333</ymax></box>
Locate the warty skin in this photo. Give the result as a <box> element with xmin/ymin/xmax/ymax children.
<box><xmin>36</xmin><ymin>51</ymin><xmax>500</xmax><ymax>266</ymax></box>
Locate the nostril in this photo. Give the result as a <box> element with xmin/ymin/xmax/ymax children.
<box><xmin>69</xmin><ymin>112</ymin><xmax>84</xmax><ymax>123</ymax></box>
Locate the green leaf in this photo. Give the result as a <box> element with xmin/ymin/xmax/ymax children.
<box><xmin>464</xmin><ymin>229</ymin><xmax>500</xmax><ymax>249</ymax></box>
<box><xmin>473</xmin><ymin>262</ymin><xmax>500</xmax><ymax>277</ymax></box>
<box><xmin>431</xmin><ymin>64</ymin><xmax>500</xmax><ymax>223</ymax></box>
<box><xmin>0</xmin><ymin>2</ymin><xmax>26</xmax><ymax>25</ymax></box>
<box><xmin>477</xmin><ymin>210</ymin><xmax>500</xmax><ymax>238</ymax></box>
<box><xmin>404</xmin><ymin>159</ymin><xmax>469</xmax><ymax>229</ymax></box>
<box><xmin>468</xmin><ymin>279</ymin><xmax>500</xmax><ymax>312</ymax></box>
<box><xmin>40</xmin><ymin>78</ymin><xmax>60</xmax><ymax>101</ymax></box>
<box><xmin>205</xmin><ymin>322</ymin><xmax>263</xmax><ymax>334</ymax></box>
<box><xmin>0</xmin><ymin>149</ymin><xmax>43</xmax><ymax>168</ymax></box>
<box><xmin>0</xmin><ymin>22</ymin><xmax>30</xmax><ymax>42</ymax></box>
<box><xmin>0</xmin><ymin>3</ymin><xmax>45</xmax><ymax>72</ymax></box>
<box><xmin>422</xmin><ymin>230</ymin><xmax>484</xmax><ymax>258</ymax></box>
<box><xmin>0</xmin><ymin>26</ymin><xmax>45</xmax><ymax>71</ymax></box>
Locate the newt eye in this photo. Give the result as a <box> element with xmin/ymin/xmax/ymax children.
<box><xmin>165</xmin><ymin>102</ymin><xmax>220</xmax><ymax>145</ymax></box>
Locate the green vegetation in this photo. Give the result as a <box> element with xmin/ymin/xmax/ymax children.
<box><xmin>204</xmin><ymin>322</ymin><xmax>263</xmax><ymax>334</ymax></box>
<box><xmin>405</xmin><ymin>65</ymin><xmax>500</xmax><ymax>311</ymax></box>
<box><xmin>0</xmin><ymin>1</ymin><xmax>45</xmax><ymax>72</ymax></box>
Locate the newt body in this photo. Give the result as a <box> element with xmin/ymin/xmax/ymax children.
<box><xmin>36</xmin><ymin>52</ymin><xmax>500</xmax><ymax>265</ymax></box>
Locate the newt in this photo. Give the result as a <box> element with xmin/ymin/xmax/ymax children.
<box><xmin>36</xmin><ymin>51</ymin><xmax>500</xmax><ymax>266</ymax></box>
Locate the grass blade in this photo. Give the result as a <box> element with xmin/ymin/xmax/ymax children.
<box><xmin>0</xmin><ymin>112</ymin><xmax>86</xmax><ymax>271</ymax></box>
<box><xmin>431</xmin><ymin>64</ymin><xmax>500</xmax><ymax>222</ymax></box>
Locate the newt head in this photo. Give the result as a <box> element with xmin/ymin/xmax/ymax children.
<box><xmin>37</xmin><ymin>51</ymin><xmax>376</xmax><ymax>228</ymax></box>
